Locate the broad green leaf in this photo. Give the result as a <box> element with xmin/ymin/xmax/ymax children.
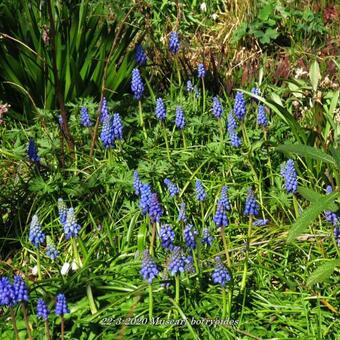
<box><xmin>309</xmin><ymin>60</ymin><xmax>321</xmax><ymax>92</ymax></box>
<box><xmin>240</xmin><ymin>89</ymin><xmax>307</xmax><ymax>143</ymax></box>
<box><xmin>287</xmin><ymin>191</ymin><xmax>339</xmax><ymax>242</ymax></box>
<box><xmin>307</xmin><ymin>259</ymin><xmax>340</xmax><ymax>286</ymax></box>
<box><xmin>277</xmin><ymin>144</ymin><xmax>337</xmax><ymax>167</ymax></box>
<box><xmin>298</xmin><ymin>186</ymin><xmax>337</xmax><ymax>211</ymax></box>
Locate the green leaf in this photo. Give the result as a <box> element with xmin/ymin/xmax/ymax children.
<box><xmin>298</xmin><ymin>186</ymin><xmax>337</xmax><ymax>211</ymax></box>
<box><xmin>287</xmin><ymin>191</ymin><xmax>339</xmax><ymax>242</ymax></box>
<box><xmin>307</xmin><ymin>259</ymin><xmax>340</xmax><ymax>286</ymax></box>
<box><xmin>309</xmin><ymin>60</ymin><xmax>321</xmax><ymax>92</ymax></box>
<box><xmin>277</xmin><ymin>144</ymin><xmax>337</xmax><ymax>167</ymax></box>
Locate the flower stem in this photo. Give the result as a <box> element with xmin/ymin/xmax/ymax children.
<box><xmin>192</xmin><ymin>250</ymin><xmax>199</xmax><ymax>274</ymax></box>
<box><xmin>202</xmin><ymin>78</ymin><xmax>206</xmax><ymax>114</ymax></box>
<box><xmin>219</xmin><ymin>118</ymin><xmax>224</xmax><ymax>153</ymax></box>
<box><xmin>37</xmin><ymin>250</ymin><xmax>42</xmax><ymax>281</ymax></box>
<box><xmin>175</xmin><ymin>275</ymin><xmax>180</xmax><ymax>305</ymax></box>
<box><xmin>181</xmin><ymin>130</ymin><xmax>187</xmax><ymax>149</ymax></box>
<box><xmin>61</xmin><ymin>316</ymin><xmax>65</xmax><ymax>340</ymax></box>
<box><xmin>293</xmin><ymin>194</ymin><xmax>299</xmax><ymax>219</ymax></box>
<box><xmin>264</xmin><ymin>129</ymin><xmax>274</xmax><ymax>186</ymax></box>
<box><xmin>162</xmin><ymin>121</ymin><xmax>171</xmax><ymax>161</ymax></box>
<box><xmin>200</xmin><ymin>202</ymin><xmax>205</xmax><ymax>229</ymax></box>
<box><xmin>138</xmin><ymin>100</ymin><xmax>147</xmax><ymax>140</ymax></box>
<box><xmin>241</xmin><ymin>216</ymin><xmax>253</xmax><ymax>291</ymax></box>
<box><xmin>222</xmin><ymin>287</ymin><xmax>227</xmax><ymax>319</ymax></box>
<box><xmin>148</xmin><ymin>284</ymin><xmax>153</xmax><ymax>320</ymax></box>
<box><xmin>220</xmin><ymin>227</ymin><xmax>231</xmax><ymax>268</ymax></box>
<box><xmin>45</xmin><ymin>319</ymin><xmax>51</xmax><ymax>340</ymax></box>
<box><xmin>150</xmin><ymin>222</ymin><xmax>156</xmax><ymax>257</ymax></box>
<box><xmin>10</xmin><ymin>307</ymin><xmax>19</xmax><ymax>340</ymax></box>
<box><xmin>241</xmin><ymin>121</ymin><xmax>250</xmax><ymax>148</ymax></box>
<box><xmin>22</xmin><ymin>303</ymin><xmax>33</xmax><ymax>340</ymax></box>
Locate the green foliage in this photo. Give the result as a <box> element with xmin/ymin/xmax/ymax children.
<box><xmin>232</xmin><ymin>1</ymin><xmax>327</xmax><ymax>48</ymax></box>
<box><xmin>0</xmin><ymin>0</ymin><xmax>137</xmax><ymax>116</ymax></box>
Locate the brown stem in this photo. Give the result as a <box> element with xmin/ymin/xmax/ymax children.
<box><xmin>22</xmin><ymin>303</ymin><xmax>33</xmax><ymax>340</ymax></box>
<box><xmin>89</xmin><ymin>7</ymin><xmax>134</xmax><ymax>157</ymax></box>
<box><xmin>10</xmin><ymin>307</ymin><xmax>19</xmax><ymax>340</ymax></box>
<box><xmin>45</xmin><ymin>319</ymin><xmax>51</xmax><ymax>340</ymax></box>
<box><xmin>47</xmin><ymin>0</ymin><xmax>74</xmax><ymax>153</ymax></box>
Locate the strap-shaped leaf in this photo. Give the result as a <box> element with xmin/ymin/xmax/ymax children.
<box><xmin>307</xmin><ymin>259</ymin><xmax>340</xmax><ymax>286</ymax></box>
<box><xmin>277</xmin><ymin>144</ymin><xmax>337</xmax><ymax>167</ymax></box>
<box><xmin>287</xmin><ymin>191</ymin><xmax>339</xmax><ymax>243</ymax></box>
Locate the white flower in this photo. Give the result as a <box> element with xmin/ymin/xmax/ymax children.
<box><xmin>200</xmin><ymin>2</ymin><xmax>207</xmax><ymax>12</ymax></box>
<box><xmin>71</xmin><ymin>260</ymin><xmax>79</xmax><ymax>271</ymax></box>
<box><xmin>295</xmin><ymin>68</ymin><xmax>307</xmax><ymax>79</ymax></box>
<box><xmin>61</xmin><ymin>262</ymin><xmax>70</xmax><ymax>276</ymax></box>
<box><xmin>31</xmin><ymin>265</ymin><xmax>38</xmax><ymax>276</ymax></box>
<box><xmin>211</xmin><ymin>13</ymin><xmax>218</xmax><ymax>20</ymax></box>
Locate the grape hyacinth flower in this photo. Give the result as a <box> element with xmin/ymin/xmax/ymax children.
<box><xmin>186</xmin><ymin>80</ymin><xmax>194</xmax><ymax>92</ymax></box>
<box><xmin>212</xmin><ymin>257</ymin><xmax>231</xmax><ymax>287</ymax></box>
<box><xmin>112</xmin><ymin>113</ymin><xmax>123</xmax><ymax>140</ymax></box>
<box><xmin>281</xmin><ymin>159</ymin><xmax>298</xmax><ymax>194</ymax></box>
<box><xmin>135</xmin><ymin>44</ymin><xmax>147</xmax><ymax>66</ymax></box>
<box><xmin>197</xmin><ymin>63</ymin><xmax>206</xmax><ymax>78</ymax></box>
<box><xmin>140</xmin><ymin>250</ymin><xmax>159</xmax><ymax>284</ymax></box>
<box><xmin>178</xmin><ymin>202</ymin><xmax>187</xmax><ymax>223</ymax></box>
<box><xmin>229</xmin><ymin>129</ymin><xmax>242</xmax><ymax>148</ymax></box>
<box><xmin>37</xmin><ymin>298</ymin><xmax>49</xmax><ymax>320</ymax></box>
<box><xmin>257</xmin><ymin>105</ymin><xmax>267</xmax><ymax>127</ymax></box>
<box><xmin>148</xmin><ymin>193</ymin><xmax>163</xmax><ymax>223</ymax></box>
<box><xmin>253</xmin><ymin>219</ymin><xmax>269</xmax><ymax>226</ymax></box>
<box><xmin>131</xmin><ymin>68</ymin><xmax>144</xmax><ymax>100</ymax></box>
<box><xmin>234</xmin><ymin>91</ymin><xmax>246</xmax><ymax>121</ymax></box>
<box><xmin>155</xmin><ymin>98</ymin><xmax>166</xmax><ymax>121</ymax></box>
<box><xmin>243</xmin><ymin>188</ymin><xmax>259</xmax><ymax>216</ymax></box>
<box><xmin>213</xmin><ymin>202</ymin><xmax>229</xmax><ymax>228</ymax></box>
<box><xmin>168</xmin><ymin>246</ymin><xmax>186</xmax><ymax>276</ymax></box>
<box><xmin>220</xmin><ymin>186</ymin><xmax>231</xmax><ymax>210</ymax></box>
<box><xmin>159</xmin><ymin>224</ymin><xmax>175</xmax><ymax>250</ymax></box>
<box><xmin>55</xmin><ymin>293</ymin><xmax>70</xmax><ymax>316</ymax></box>
<box><xmin>195</xmin><ymin>180</ymin><xmax>207</xmax><ymax>201</ymax></box>
<box><xmin>251</xmin><ymin>87</ymin><xmax>261</xmax><ymax>101</ymax></box>
<box><xmin>175</xmin><ymin>106</ymin><xmax>185</xmax><ymax>129</ymax></box>
<box><xmin>324</xmin><ymin>186</ymin><xmax>339</xmax><ymax>226</ymax></box>
<box><xmin>100</xmin><ymin>97</ymin><xmax>109</xmax><ymax>123</ymax></box>
<box><xmin>0</xmin><ymin>277</ymin><xmax>15</xmax><ymax>306</ymax></box>
<box><xmin>13</xmin><ymin>276</ymin><xmax>29</xmax><ymax>303</ymax></box>
<box><xmin>202</xmin><ymin>228</ymin><xmax>213</xmax><ymax>247</ymax></box>
<box><xmin>63</xmin><ymin>208</ymin><xmax>81</xmax><ymax>239</ymax></box>
<box><xmin>100</xmin><ymin>114</ymin><xmax>115</xmax><ymax>149</ymax></box>
<box><xmin>168</xmin><ymin>31</ymin><xmax>180</xmax><ymax>54</ymax></box>
<box><xmin>133</xmin><ymin>170</ymin><xmax>142</xmax><ymax>196</ymax></box>
<box><xmin>183</xmin><ymin>224</ymin><xmax>198</xmax><ymax>250</ymax></box>
<box><xmin>184</xmin><ymin>256</ymin><xmax>195</xmax><ymax>273</ymax></box>
<box><xmin>212</xmin><ymin>96</ymin><xmax>223</xmax><ymax>119</ymax></box>
<box><xmin>29</xmin><ymin>215</ymin><xmax>45</xmax><ymax>248</ymax></box>
<box><xmin>46</xmin><ymin>238</ymin><xmax>59</xmax><ymax>260</ymax></box>
<box><xmin>80</xmin><ymin>107</ymin><xmax>93</xmax><ymax>127</ymax></box>
<box><xmin>227</xmin><ymin>111</ymin><xmax>238</xmax><ymax>131</ymax></box>
<box><xmin>160</xmin><ymin>271</ymin><xmax>171</xmax><ymax>288</ymax></box>
<box><xmin>164</xmin><ymin>178</ymin><xmax>179</xmax><ymax>197</ymax></box>
<box><xmin>58</xmin><ymin>198</ymin><xmax>67</xmax><ymax>225</ymax></box>
<box><xmin>139</xmin><ymin>183</ymin><xmax>152</xmax><ymax>215</ymax></box>
<box><xmin>27</xmin><ymin>138</ymin><xmax>40</xmax><ymax>163</ymax></box>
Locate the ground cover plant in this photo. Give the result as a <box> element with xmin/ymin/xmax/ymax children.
<box><xmin>0</xmin><ymin>0</ymin><xmax>339</xmax><ymax>339</ymax></box>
